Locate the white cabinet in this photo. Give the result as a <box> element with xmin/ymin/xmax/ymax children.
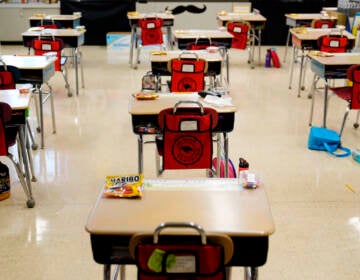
<box><xmin>0</xmin><ymin>3</ymin><xmax>60</xmax><ymax>42</ymax></box>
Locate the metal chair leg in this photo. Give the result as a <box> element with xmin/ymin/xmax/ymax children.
<box><xmin>46</xmin><ymin>83</ymin><xmax>56</xmax><ymax>134</ymax></box>
<box><xmin>354</xmin><ymin>110</ymin><xmax>360</xmax><ymax>129</ymax></box>
<box><xmin>244</xmin><ymin>267</ymin><xmax>258</xmax><ymax>280</ymax></box>
<box><xmin>339</xmin><ymin>107</ymin><xmax>350</xmax><ymax>137</ymax></box>
<box><xmin>26</xmin><ymin>119</ymin><xmax>38</xmax><ymax>150</ymax></box>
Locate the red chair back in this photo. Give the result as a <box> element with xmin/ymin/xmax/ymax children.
<box><xmin>312</xmin><ymin>19</ymin><xmax>335</xmax><ymax>29</ymax></box>
<box><xmin>0</xmin><ymin>60</ymin><xmax>17</xmax><ymax>90</ymax></box>
<box><xmin>158</xmin><ymin>105</ymin><xmax>218</xmax><ymax>170</ymax></box>
<box><xmin>138</xmin><ymin>18</ymin><xmax>164</xmax><ymax>46</ymax></box>
<box><xmin>0</xmin><ymin>102</ymin><xmax>12</xmax><ymax>156</ymax></box>
<box><xmin>347</xmin><ymin>64</ymin><xmax>360</xmax><ymax>110</ymax></box>
<box><xmin>168</xmin><ymin>58</ymin><xmax>207</xmax><ymax>92</ymax></box>
<box><xmin>318</xmin><ymin>35</ymin><xmax>349</xmax><ymax>53</ymax></box>
<box><xmin>32</xmin><ymin>36</ymin><xmax>64</xmax><ymax>71</ymax></box>
<box><xmin>227</xmin><ymin>21</ymin><xmax>250</xmax><ymax>49</ymax></box>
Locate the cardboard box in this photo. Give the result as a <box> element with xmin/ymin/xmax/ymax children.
<box><xmin>106</xmin><ymin>32</ymin><xmax>130</xmax><ymax>50</ymax></box>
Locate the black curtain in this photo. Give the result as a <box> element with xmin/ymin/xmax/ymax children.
<box><xmin>251</xmin><ymin>0</ymin><xmax>338</xmax><ymax>45</ymax></box>
<box><xmin>61</xmin><ymin>0</ymin><xmax>136</xmax><ymax>45</ymax></box>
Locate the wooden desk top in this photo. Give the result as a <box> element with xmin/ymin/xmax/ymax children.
<box><xmin>22</xmin><ymin>28</ymin><xmax>85</xmax><ymax>37</ymax></box>
<box><xmin>308</xmin><ymin>52</ymin><xmax>360</xmax><ymax>65</ymax></box>
<box><xmin>290</xmin><ymin>28</ymin><xmax>355</xmax><ymax>40</ymax></box>
<box><xmin>129</xmin><ymin>93</ymin><xmax>237</xmax><ymax>115</ymax></box>
<box><xmin>1</xmin><ymin>55</ymin><xmax>56</xmax><ymax>70</ymax></box>
<box><xmin>127</xmin><ymin>12</ymin><xmax>175</xmax><ymax>20</ymax></box>
<box><xmin>29</xmin><ymin>14</ymin><xmax>81</xmax><ymax>21</ymax></box>
<box><xmin>217</xmin><ymin>13</ymin><xmax>267</xmax><ymax>22</ymax></box>
<box><xmin>173</xmin><ymin>29</ymin><xmax>233</xmax><ymax>39</ymax></box>
<box><xmin>285</xmin><ymin>13</ymin><xmax>337</xmax><ymax>20</ymax></box>
<box><xmin>85</xmin><ymin>178</ymin><xmax>275</xmax><ymax>237</ymax></box>
<box><xmin>0</xmin><ymin>89</ymin><xmax>31</xmax><ymax>110</ymax></box>
<box><xmin>150</xmin><ymin>50</ymin><xmax>223</xmax><ymax>63</ymax></box>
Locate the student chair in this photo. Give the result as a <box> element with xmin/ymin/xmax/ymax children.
<box><xmin>311</xmin><ymin>18</ymin><xmax>336</xmax><ymax>29</ymax></box>
<box><xmin>134</xmin><ymin>17</ymin><xmax>165</xmax><ymax>69</ymax></box>
<box><xmin>129</xmin><ymin>222</ymin><xmax>234</xmax><ymax>280</ymax></box>
<box><xmin>308</xmin><ymin>34</ymin><xmax>352</xmax><ymax>125</ymax></box>
<box><xmin>167</xmin><ymin>52</ymin><xmax>208</xmax><ymax>92</ymax></box>
<box><xmin>327</xmin><ymin>64</ymin><xmax>360</xmax><ymax>136</ymax></box>
<box><xmin>155</xmin><ymin>101</ymin><xmax>218</xmax><ymax>176</ymax></box>
<box><xmin>0</xmin><ymin>59</ymin><xmax>38</xmax><ymax>153</ymax></box>
<box><xmin>226</xmin><ymin>21</ymin><xmax>251</xmax><ymax>50</ymax></box>
<box><xmin>317</xmin><ymin>34</ymin><xmax>350</xmax><ymax>53</ymax></box>
<box><xmin>31</xmin><ymin>33</ymin><xmax>71</xmax><ymax>96</ymax></box>
<box><xmin>0</xmin><ymin>102</ymin><xmax>35</xmax><ymax>208</ymax></box>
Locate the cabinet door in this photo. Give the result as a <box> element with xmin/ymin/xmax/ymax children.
<box><xmin>0</xmin><ymin>6</ymin><xmax>60</xmax><ymax>42</ymax></box>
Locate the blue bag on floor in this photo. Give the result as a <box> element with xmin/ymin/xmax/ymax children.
<box><xmin>308</xmin><ymin>126</ymin><xmax>351</xmax><ymax>157</ymax></box>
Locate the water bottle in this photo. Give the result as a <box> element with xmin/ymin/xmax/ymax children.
<box><xmin>352</xmin><ymin>148</ymin><xmax>360</xmax><ymax>163</ymax></box>
<box><xmin>0</xmin><ymin>161</ymin><xmax>10</xmax><ymax>201</ymax></box>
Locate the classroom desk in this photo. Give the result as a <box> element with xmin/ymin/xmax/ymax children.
<box><xmin>85</xmin><ymin>178</ymin><xmax>275</xmax><ymax>280</ymax></box>
<box><xmin>22</xmin><ymin>28</ymin><xmax>86</xmax><ymax>96</ymax></box>
<box><xmin>308</xmin><ymin>52</ymin><xmax>360</xmax><ymax>128</ymax></box>
<box><xmin>29</xmin><ymin>14</ymin><xmax>81</xmax><ymax>29</ymax></box>
<box><xmin>150</xmin><ymin>50</ymin><xmax>224</xmax><ymax>90</ymax></box>
<box><xmin>173</xmin><ymin>29</ymin><xmax>233</xmax><ymax>83</ymax></box>
<box><xmin>0</xmin><ymin>89</ymin><xmax>35</xmax><ymax>208</ymax></box>
<box><xmin>127</xmin><ymin>12</ymin><xmax>175</xmax><ymax>68</ymax></box>
<box><xmin>284</xmin><ymin>13</ymin><xmax>338</xmax><ymax>62</ymax></box>
<box><xmin>288</xmin><ymin>28</ymin><xmax>355</xmax><ymax>97</ymax></box>
<box><xmin>1</xmin><ymin>55</ymin><xmax>56</xmax><ymax>149</ymax></box>
<box><xmin>217</xmin><ymin>12</ymin><xmax>267</xmax><ymax>67</ymax></box>
<box><xmin>128</xmin><ymin>93</ymin><xmax>236</xmax><ymax>177</ymax></box>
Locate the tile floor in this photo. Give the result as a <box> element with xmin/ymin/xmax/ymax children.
<box><xmin>0</xmin><ymin>44</ymin><xmax>359</xmax><ymax>280</ymax></box>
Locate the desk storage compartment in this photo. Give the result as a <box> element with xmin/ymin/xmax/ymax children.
<box><xmin>90</xmin><ymin>234</ymin><xmax>269</xmax><ymax>267</ymax></box>
<box><xmin>131</xmin><ymin>112</ymin><xmax>235</xmax><ymax>135</ymax></box>
<box><xmin>9</xmin><ymin>110</ymin><xmax>26</xmax><ymax>126</ymax></box>
<box><xmin>90</xmin><ymin>235</ymin><xmax>135</xmax><ymax>265</ymax></box>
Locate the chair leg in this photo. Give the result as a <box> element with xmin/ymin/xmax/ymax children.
<box><xmin>61</xmin><ymin>66</ymin><xmax>72</xmax><ymax>97</ymax></box>
<box><xmin>244</xmin><ymin>267</ymin><xmax>258</xmax><ymax>280</ymax></box>
<box><xmin>46</xmin><ymin>83</ymin><xmax>56</xmax><ymax>134</ymax></box>
<box><xmin>32</xmin><ymin>85</ymin><xmax>41</xmax><ymax>133</ymax></box>
<box><xmin>25</xmin><ymin>126</ymin><xmax>37</xmax><ymax>182</ymax></box>
<box><xmin>354</xmin><ymin>110</ymin><xmax>360</xmax><ymax>129</ymax></box>
<box><xmin>309</xmin><ymin>74</ymin><xmax>320</xmax><ymax>126</ymax></box>
<box><xmin>26</xmin><ymin>119</ymin><xmax>38</xmax><ymax>150</ymax></box>
<box><xmin>135</xmin><ymin>44</ymin><xmax>141</xmax><ymax>70</ymax></box>
<box><xmin>339</xmin><ymin>107</ymin><xmax>350</xmax><ymax>137</ymax></box>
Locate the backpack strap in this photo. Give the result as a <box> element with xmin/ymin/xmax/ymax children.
<box><xmin>323</xmin><ymin>142</ymin><xmax>351</xmax><ymax>157</ymax></box>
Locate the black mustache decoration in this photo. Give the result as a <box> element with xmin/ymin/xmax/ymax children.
<box><xmin>166</xmin><ymin>5</ymin><xmax>207</xmax><ymax>15</ymax></box>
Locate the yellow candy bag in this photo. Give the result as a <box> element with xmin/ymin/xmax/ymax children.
<box><xmin>104</xmin><ymin>174</ymin><xmax>143</xmax><ymax>198</ymax></box>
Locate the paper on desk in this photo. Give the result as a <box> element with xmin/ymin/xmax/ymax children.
<box><xmin>203</xmin><ymin>95</ymin><xmax>233</xmax><ymax>107</ymax></box>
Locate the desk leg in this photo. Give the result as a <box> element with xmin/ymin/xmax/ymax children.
<box><xmin>216</xmin><ymin>134</ymin><xmax>221</xmax><ymax>177</ymax></box>
<box><xmin>138</xmin><ymin>134</ymin><xmax>143</xmax><ymax>174</ymax></box>
<box><xmin>38</xmin><ymin>86</ymin><xmax>45</xmax><ymax>149</ymax></box>
<box><xmin>257</xmin><ymin>29</ymin><xmax>262</xmax><ymax>65</ymax></box>
<box><xmin>166</xmin><ymin>26</ymin><xmax>173</xmax><ymax>50</ymax></box>
<box><xmin>249</xmin><ymin>29</ymin><xmax>255</xmax><ymax>69</ymax></box>
<box><xmin>129</xmin><ymin>25</ymin><xmax>136</xmax><ymax>67</ymax></box>
<box><xmin>297</xmin><ymin>49</ymin><xmax>305</xmax><ymax>98</ymax></box>
<box><xmin>323</xmin><ymin>78</ymin><xmax>329</xmax><ymax>128</ymax></box>
<box><xmin>223</xmin><ymin>132</ymin><xmax>229</xmax><ymax>178</ymax></box>
<box><xmin>74</xmin><ymin>47</ymin><xmax>79</xmax><ymax>96</ymax></box>
<box><xmin>244</xmin><ymin>267</ymin><xmax>258</xmax><ymax>280</ymax></box>
<box><xmin>288</xmin><ymin>46</ymin><xmax>295</xmax><ymax>89</ymax></box>
<box><xmin>103</xmin><ymin>265</ymin><xmax>110</xmax><ymax>280</ymax></box>
<box><xmin>283</xmin><ymin>27</ymin><xmax>291</xmax><ymax>63</ymax></box>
